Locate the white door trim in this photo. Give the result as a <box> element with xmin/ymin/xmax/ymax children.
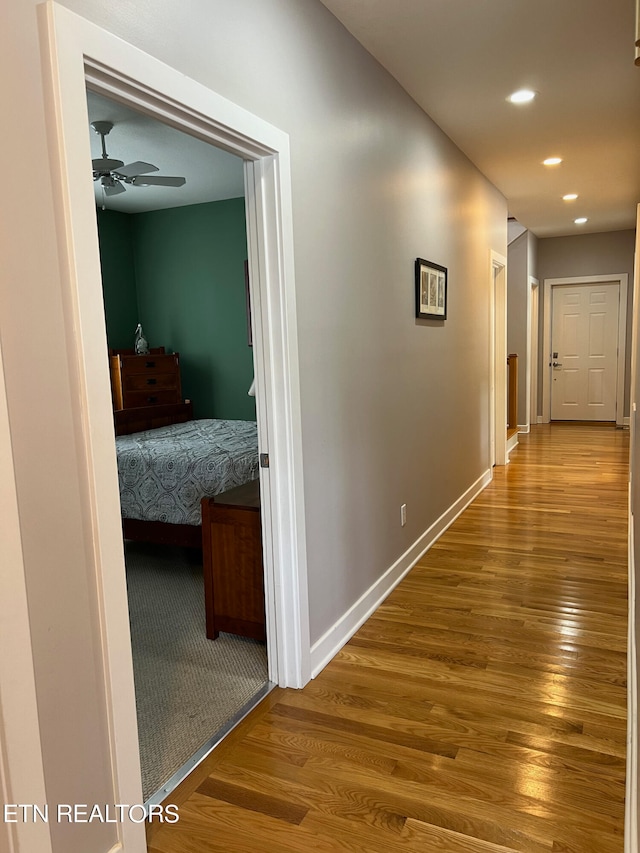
<box><xmin>624</xmin><ymin>207</ymin><xmax>640</xmax><ymax>853</ymax></box>
<box><xmin>0</xmin><ymin>339</ymin><xmax>54</xmax><ymax>853</ymax></box>
<box><xmin>627</xmin><ymin>505</ymin><xmax>638</xmax><ymax>853</ymax></box>
<box><xmin>542</xmin><ymin>274</ymin><xmax>628</xmax><ymax>426</ymax></box>
<box><xmin>490</xmin><ymin>251</ymin><xmax>508</xmax><ymax>466</ymax></box>
<box><xmin>526</xmin><ymin>277</ymin><xmax>539</xmax><ymax>430</ymax></box>
<box><xmin>40</xmin><ymin>2</ymin><xmax>309</xmax><ymax>842</ymax></box>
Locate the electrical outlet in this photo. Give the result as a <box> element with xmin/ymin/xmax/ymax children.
<box><xmin>400</xmin><ymin>504</ymin><xmax>407</xmax><ymax>527</ymax></box>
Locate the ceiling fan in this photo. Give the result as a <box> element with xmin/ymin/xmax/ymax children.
<box><xmin>91</xmin><ymin>120</ymin><xmax>186</xmax><ymax>198</ymax></box>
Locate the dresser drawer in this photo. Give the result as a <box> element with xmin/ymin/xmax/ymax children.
<box><xmin>121</xmin><ymin>389</ymin><xmax>181</xmax><ymax>408</ymax></box>
<box><xmin>122</xmin><ymin>372</ymin><xmax>179</xmax><ymax>392</ymax></box>
<box><xmin>118</xmin><ymin>354</ymin><xmax>179</xmax><ymax>375</ymax></box>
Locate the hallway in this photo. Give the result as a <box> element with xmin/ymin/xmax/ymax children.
<box><xmin>148</xmin><ymin>423</ymin><xmax>629</xmax><ymax>853</ymax></box>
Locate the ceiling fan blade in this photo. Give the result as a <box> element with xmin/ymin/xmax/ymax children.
<box><xmin>104</xmin><ymin>182</ymin><xmax>126</xmax><ymax>196</ymax></box>
<box><xmin>114</xmin><ymin>161</ymin><xmax>159</xmax><ymax>178</ymax></box>
<box><xmin>129</xmin><ymin>175</ymin><xmax>186</xmax><ymax>187</ymax></box>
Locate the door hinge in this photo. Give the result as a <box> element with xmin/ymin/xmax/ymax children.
<box><xmin>260</xmin><ymin>453</ymin><xmax>270</xmax><ymax>469</ymax></box>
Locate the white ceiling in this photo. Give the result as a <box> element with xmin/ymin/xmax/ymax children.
<box><xmin>86</xmin><ymin>91</ymin><xmax>245</xmax><ymax>213</ymax></box>
<box><xmin>319</xmin><ymin>0</ymin><xmax>640</xmax><ymax>238</ymax></box>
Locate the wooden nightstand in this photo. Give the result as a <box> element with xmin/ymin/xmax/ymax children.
<box><xmin>201</xmin><ymin>479</ymin><xmax>265</xmax><ymax>641</ymax></box>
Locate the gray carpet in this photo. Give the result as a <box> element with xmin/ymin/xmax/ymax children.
<box><xmin>124</xmin><ymin>540</ymin><xmax>268</xmax><ymax>801</ymax></box>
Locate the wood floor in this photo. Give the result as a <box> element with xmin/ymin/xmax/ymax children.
<box><xmin>148</xmin><ymin>423</ymin><xmax>629</xmax><ymax>853</ymax></box>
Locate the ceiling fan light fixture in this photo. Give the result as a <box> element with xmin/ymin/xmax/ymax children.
<box><xmin>563</xmin><ymin>193</ymin><xmax>579</xmax><ymax>201</ymax></box>
<box><xmin>543</xmin><ymin>157</ymin><xmax>562</xmax><ymax>166</ymax></box>
<box><xmin>574</xmin><ymin>217</ymin><xmax>588</xmax><ymax>225</ymax></box>
<box><xmin>89</xmin><ymin>119</ymin><xmax>186</xmax><ymax>200</ymax></box>
<box><xmin>507</xmin><ymin>89</ymin><xmax>536</xmax><ymax>104</ymax></box>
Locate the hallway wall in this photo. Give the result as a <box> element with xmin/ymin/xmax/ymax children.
<box><xmin>508</xmin><ymin>230</ymin><xmax>538</xmax><ymax>426</ymax></box>
<box><xmin>1</xmin><ymin>2</ymin><xmax>505</xmax><ymax>849</ymax></box>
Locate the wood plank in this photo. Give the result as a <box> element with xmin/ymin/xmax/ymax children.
<box><xmin>197</xmin><ymin>777</ymin><xmax>309</xmax><ymax>824</ymax></box>
<box><xmin>400</xmin><ymin>818</ymin><xmax>523</xmax><ymax>852</ymax></box>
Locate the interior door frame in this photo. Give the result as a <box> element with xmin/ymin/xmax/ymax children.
<box><xmin>528</xmin><ymin>277</ymin><xmax>540</xmax><ymax>428</ymax></box>
<box><xmin>0</xmin><ymin>339</ymin><xmax>54</xmax><ymax>853</ymax></box>
<box><xmin>624</xmin><ymin>206</ymin><xmax>640</xmax><ymax>853</ymax></box>
<box><xmin>490</xmin><ymin>251</ymin><xmax>508</xmax><ymax>466</ymax></box>
<box><xmin>542</xmin><ymin>274</ymin><xmax>628</xmax><ymax>426</ymax></box>
<box><xmin>40</xmin><ymin>2</ymin><xmax>310</xmax><ymax>843</ymax></box>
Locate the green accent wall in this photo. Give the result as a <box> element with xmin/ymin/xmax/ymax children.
<box><xmin>97</xmin><ymin>197</ymin><xmax>254</xmax><ymax>420</ymax></box>
<box><xmin>96</xmin><ymin>209</ymin><xmax>139</xmax><ymax>350</ymax></box>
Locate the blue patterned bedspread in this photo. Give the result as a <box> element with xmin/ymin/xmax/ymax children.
<box><xmin>116</xmin><ymin>419</ymin><xmax>259</xmax><ymax>526</ymax></box>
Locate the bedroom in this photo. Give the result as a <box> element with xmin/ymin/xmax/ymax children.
<box><xmin>90</xmin><ymin>90</ymin><xmax>270</xmax><ymax>802</ymax></box>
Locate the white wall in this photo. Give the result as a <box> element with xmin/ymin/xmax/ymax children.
<box><xmin>0</xmin><ymin>1</ymin><xmax>506</xmax><ymax>849</ymax></box>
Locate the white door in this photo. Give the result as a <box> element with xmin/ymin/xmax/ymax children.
<box><xmin>551</xmin><ymin>283</ymin><xmax>620</xmax><ymax>421</ymax></box>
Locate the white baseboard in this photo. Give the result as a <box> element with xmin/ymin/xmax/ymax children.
<box><xmin>626</xmin><ymin>499</ymin><xmax>637</xmax><ymax>852</ymax></box>
<box><xmin>517</xmin><ymin>424</ymin><xmax>530</xmax><ymax>434</ymax></box>
<box><xmin>506</xmin><ymin>432</ymin><xmax>519</xmax><ymax>456</ymax></box>
<box><xmin>625</xmin><ymin>417</ymin><xmax>631</xmax><ymax>428</ymax></box>
<box><xmin>536</xmin><ymin>415</ymin><xmax>543</xmax><ymax>424</ymax></box>
<box><xmin>309</xmin><ymin>468</ymin><xmax>493</xmax><ymax>678</ymax></box>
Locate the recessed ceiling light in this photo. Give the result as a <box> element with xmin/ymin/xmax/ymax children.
<box><xmin>574</xmin><ymin>217</ymin><xmax>588</xmax><ymax>225</ymax></box>
<box><xmin>563</xmin><ymin>193</ymin><xmax>579</xmax><ymax>201</ymax></box>
<box><xmin>543</xmin><ymin>157</ymin><xmax>563</xmax><ymax>166</ymax></box>
<box><xmin>507</xmin><ymin>89</ymin><xmax>536</xmax><ymax>104</ymax></box>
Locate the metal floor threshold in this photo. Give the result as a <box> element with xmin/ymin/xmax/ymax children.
<box><xmin>144</xmin><ymin>680</ymin><xmax>276</xmax><ymax>809</ymax></box>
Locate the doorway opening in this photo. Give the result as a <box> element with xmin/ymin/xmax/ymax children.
<box><xmin>88</xmin><ymin>89</ymin><xmax>273</xmax><ymax>802</ymax></box>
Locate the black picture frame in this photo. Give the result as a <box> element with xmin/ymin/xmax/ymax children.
<box><xmin>415</xmin><ymin>258</ymin><xmax>447</xmax><ymax>320</ymax></box>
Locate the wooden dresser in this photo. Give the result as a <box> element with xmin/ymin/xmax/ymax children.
<box><xmin>110</xmin><ymin>348</ymin><xmax>182</xmax><ymax>410</ymax></box>
<box><xmin>201</xmin><ymin>479</ymin><xmax>265</xmax><ymax>641</ymax></box>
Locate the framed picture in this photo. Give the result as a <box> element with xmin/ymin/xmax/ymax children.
<box><xmin>415</xmin><ymin>258</ymin><xmax>447</xmax><ymax>320</ymax></box>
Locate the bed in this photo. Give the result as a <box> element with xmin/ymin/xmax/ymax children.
<box><xmin>114</xmin><ymin>402</ymin><xmax>259</xmax><ymax>548</ymax></box>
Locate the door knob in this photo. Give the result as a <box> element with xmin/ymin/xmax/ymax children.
<box><xmin>552</xmin><ymin>362</ymin><xmax>563</xmax><ymax>367</ymax></box>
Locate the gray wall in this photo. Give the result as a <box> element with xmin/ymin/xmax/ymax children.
<box><xmin>537</xmin><ymin>229</ymin><xmax>635</xmax><ymax>281</ymax></box>
<box><xmin>537</xmin><ymin>230</ymin><xmax>636</xmax><ymax>417</ymax></box>
<box><xmin>507</xmin><ymin>231</ymin><xmax>529</xmax><ymax>426</ymax></box>
<box><xmin>0</xmin><ymin>1</ymin><xmax>505</xmax><ymax>849</ymax></box>
<box><xmin>507</xmin><ymin>233</ymin><xmax>527</xmax><ymax>424</ymax></box>
<box><xmin>55</xmin><ymin>0</ymin><xmax>507</xmax><ymax>638</ymax></box>
<box><xmin>507</xmin><ymin>231</ymin><xmax>538</xmax><ymax>426</ymax></box>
